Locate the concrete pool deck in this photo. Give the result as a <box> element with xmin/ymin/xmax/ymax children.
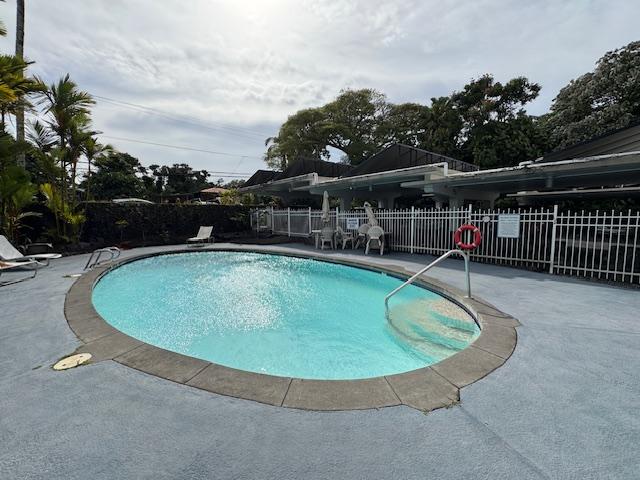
<box><xmin>1</xmin><ymin>243</ymin><xmax>638</xmax><ymax>479</ymax></box>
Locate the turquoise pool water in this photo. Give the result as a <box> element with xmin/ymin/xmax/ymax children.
<box><xmin>92</xmin><ymin>252</ymin><xmax>479</xmax><ymax>380</ymax></box>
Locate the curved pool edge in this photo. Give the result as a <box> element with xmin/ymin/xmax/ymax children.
<box><xmin>64</xmin><ymin>246</ymin><xmax>520</xmax><ymax>412</ymax></box>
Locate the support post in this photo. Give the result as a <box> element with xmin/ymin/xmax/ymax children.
<box><xmin>270</xmin><ymin>206</ymin><xmax>274</xmax><ymax>234</ymax></box>
<box><xmin>287</xmin><ymin>207</ymin><xmax>291</xmax><ymax>237</ymax></box>
<box><xmin>308</xmin><ymin>207</ymin><xmax>312</xmax><ymax>235</ymax></box>
<box><xmin>410</xmin><ymin>206</ymin><xmax>415</xmax><ymax>254</ymax></box>
<box><xmin>548</xmin><ymin>204</ymin><xmax>558</xmax><ymax>274</ymax></box>
<box><xmin>463</xmin><ymin>251</ymin><xmax>471</xmax><ymax>298</ymax></box>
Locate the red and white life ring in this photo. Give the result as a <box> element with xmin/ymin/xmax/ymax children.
<box><xmin>454</xmin><ymin>224</ymin><xmax>482</xmax><ymax>251</ymax></box>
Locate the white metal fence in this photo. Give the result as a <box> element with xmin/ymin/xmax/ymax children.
<box><xmin>251</xmin><ymin>206</ymin><xmax>640</xmax><ymax>285</ymax></box>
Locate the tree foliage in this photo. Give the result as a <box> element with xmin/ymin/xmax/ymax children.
<box><xmin>0</xmin><ymin>164</ymin><xmax>37</xmax><ymax>241</ymax></box>
<box><xmin>544</xmin><ymin>40</ymin><xmax>640</xmax><ymax>149</ymax></box>
<box><xmin>87</xmin><ymin>152</ymin><xmax>145</xmax><ymax>200</ymax></box>
<box><xmin>265</xmin><ymin>76</ymin><xmax>546</xmax><ymax>169</ymax></box>
<box><xmin>451</xmin><ymin>75</ymin><xmax>546</xmax><ymax>167</ymax></box>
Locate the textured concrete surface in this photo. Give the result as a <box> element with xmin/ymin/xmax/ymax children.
<box><xmin>1</xmin><ymin>244</ymin><xmax>638</xmax><ymax>479</ymax></box>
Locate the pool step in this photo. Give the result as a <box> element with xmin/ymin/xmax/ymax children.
<box><xmin>386</xmin><ymin>299</ymin><xmax>479</xmax><ymax>360</ymax></box>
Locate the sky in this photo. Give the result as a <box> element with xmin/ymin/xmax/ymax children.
<box><xmin>0</xmin><ymin>0</ymin><xmax>638</xmax><ymax>181</ymax></box>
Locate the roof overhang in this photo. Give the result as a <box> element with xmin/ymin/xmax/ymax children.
<box><xmin>407</xmin><ymin>151</ymin><xmax>640</xmax><ymax>195</ymax></box>
<box><xmin>238</xmin><ymin>173</ymin><xmax>325</xmax><ymax>194</ymax></box>
<box><xmin>507</xmin><ymin>186</ymin><xmax>640</xmax><ymax>200</ymax></box>
<box><xmin>304</xmin><ymin>163</ymin><xmax>450</xmax><ymax>195</ymax></box>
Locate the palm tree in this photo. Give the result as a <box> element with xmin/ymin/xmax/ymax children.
<box><xmin>15</xmin><ymin>0</ymin><xmax>25</xmax><ymax>167</ymax></box>
<box><xmin>0</xmin><ymin>1</ymin><xmax>7</xmax><ymax>37</ymax></box>
<box><xmin>82</xmin><ymin>136</ymin><xmax>113</xmax><ymax>201</ymax></box>
<box><xmin>40</xmin><ymin>75</ymin><xmax>95</xmax><ymax>148</ymax></box>
<box><xmin>39</xmin><ymin>74</ymin><xmax>94</xmax><ymax>211</ymax></box>
<box><xmin>0</xmin><ymin>55</ymin><xmax>42</xmax><ymax>132</ymax></box>
<box><xmin>65</xmin><ymin>114</ymin><xmax>96</xmax><ymax>203</ymax></box>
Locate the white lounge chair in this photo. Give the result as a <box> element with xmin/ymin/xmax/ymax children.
<box><xmin>354</xmin><ymin>224</ymin><xmax>370</xmax><ymax>249</ymax></box>
<box><xmin>187</xmin><ymin>226</ymin><xmax>214</xmax><ymax>246</ymax></box>
<box><xmin>365</xmin><ymin>226</ymin><xmax>385</xmax><ymax>255</ymax></box>
<box><xmin>0</xmin><ymin>235</ymin><xmax>61</xmax><ymax>266</ymax></box>
<box><xmin>336</xmin><ymin>226</ymin><xmax>354</xmax><ymax>250</ymax></box>
<box><xmin>0</xmin><ymin>259</ymin><xmax>39</xmax><ymax>285</ymax></box>
<box><xmin>319</xmin><ymin>226</ymin><xmax>335</xmax><ymax>250</ymax></box>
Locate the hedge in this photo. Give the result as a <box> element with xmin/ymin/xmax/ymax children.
<box><xmin>81</xmin><ymin>202</ymin><xmax>251</xmax><ymax>244</ymax></box>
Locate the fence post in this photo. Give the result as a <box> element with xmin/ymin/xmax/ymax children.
<box><xmin>410</xmin><ymin>206</ymin><xmax>415</xmax><ymax>254</ymax></box>
<box><xmin>548</xmin><ymin>204</ymin><xmax>558</xmax><ymax>274</ymax></box>
<box><xmin>308</xmin><ymin>207</ymin><xmax>312</xmax><ymax>235</ymax></box>
<box><xmin>287</xmin><ymin>207</ymin><xmax>291</xmax><ymax>237</ymax></box>
<box><xmin>467</xmin><ymin>203</ymin><xmax>473</xmax><ymax>222</ymax></box>
<box><xmin>336</xmin><ymin>207</ymin><xmax>339</xmax><ymax>228</ymax></box>
<box><xmin>270</xmin><ymin>206</ymin><xmax>274</xmax><ymax>234</ymax></box>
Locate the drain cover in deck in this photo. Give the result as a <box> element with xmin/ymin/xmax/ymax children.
<box><xmin>53</xmin><ymin>353</ymin><xmax>92</xmax><ymax>371</ymax></box>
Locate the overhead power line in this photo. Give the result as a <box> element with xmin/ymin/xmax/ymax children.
<box><xmin>93</xmin><ymin>95</ymin><xmax>272</xmax><ymax>140</ymax></box>
<box><xmin>100</xmin><ymin>134</ymin><xmax>262</xmax><ymax>162</ymax></box>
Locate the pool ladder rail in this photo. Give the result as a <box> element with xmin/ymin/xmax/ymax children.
<box><xmin>84</xmin><ymin>247</ymin><xmax>121</xmax><ymax>270</ymax></box>
<box><xmin>384</xmin><ymin>249</ymin><xmax>471</xmax><ymax>315</ymax></box>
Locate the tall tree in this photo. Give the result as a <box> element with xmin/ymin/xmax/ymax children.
<box><xmin>543</xmin><ymin>40</ymin><xmax>640</xmax><ymax>149</ymax></box>
<box><xmin>82</xmin><ymin>137</ymin><xmax>112</xmax><ymax>201</ymax></box>
<box><xmin>14</xmin><ymin>0</ymin><xmax>25</xmax><ymax>167</ymax></box>
<box><xmin>420</xmin><ymin>96</ymin><xmax>463</xmax><ymax>157</ymax></box>
<box><xmin>450</xmin><ymin>75</ymin><xmax>545</xmax><ymax>167</ymax></box>
<box><xmin>264</xmin><ymin>107</ymin><xmax>328</xmax><ymax>169</ymax></box>
<box><xmin>87</xmin><ymin>151</ymin><xmax>144</xmax><ymax>200</ymax></box>
<box><xmin>39</xmin><ymin>74</ymin><xmax>95</xmax><ymax>210</ymax></box>
<box><xmin>322</xmin><ymin>89</ymin><xmax>392</xmax><ymax>164</ymax></box>
<box><xmin>0</xmin><ymin>54</ymin><xmax>40</xmax><ymax>131</ymax></box>
<box><xmin>265</xmin><ymin>89</ymin><xmax>393</xmax><ymax>168</ymax></box>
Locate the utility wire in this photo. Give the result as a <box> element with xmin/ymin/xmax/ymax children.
<box><xmin>100</xmin><ymin>134</ymin><xmax>262</xmax><ymax>162</ymax></box>
<box><xmin>93</xmin><ymin>95</ymin><xmax>271</xmax><ymax>140</ymax></box>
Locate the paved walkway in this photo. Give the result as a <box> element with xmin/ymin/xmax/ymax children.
<box><xmin>1</xmin><ymin>244</ymin><xmax>638</xmax><ymax>479</ymax></box>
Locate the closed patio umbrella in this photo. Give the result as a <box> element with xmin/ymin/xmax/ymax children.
<box><xmin>363</xmin><ymin>202</ymin><xmax>379</xmax><ymax>226</ymax></box>
<box><xmin>321</xmin><ymin>191</ymin><xmax>331</xmax><ymax>225</ymax></box>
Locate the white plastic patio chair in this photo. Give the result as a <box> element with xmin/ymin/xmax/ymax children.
<box><xmin>0</xmin><ymin>235</ymin><xmax>61</xmax><ymax>266</ymax></box>
<box><xmin>319</xmin><ymin>226</ymin><xmax>335</xmax><ymax>250</ymax></box>
<box><xmin>365</xmin><ymin>226</ymin><xmax>385</xmax><ymax>255</ymax></box>
<box><xmin>336</xmin><ymin>226</ymin><xmax>354</xmax><ymax>250</ymax></box>
<box><xmin>354</xmin><ymin>224</ymin><xmax>370</xmax><ymax>249</ymax></box>
<box><xmin>187</xmin><ymin>226</ymin><xmax>214</xmax><ymax>246</ymax></box>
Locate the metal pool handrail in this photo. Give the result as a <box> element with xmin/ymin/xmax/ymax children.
<box><xmin>84</xmin><ymin>247</ymin><xmax>121</xmax><ymax>270</ymax></box>
<box><xmin>384</xmin><ymin>249</ymin><xmax>471</xmax><ymax>312</ymax></box>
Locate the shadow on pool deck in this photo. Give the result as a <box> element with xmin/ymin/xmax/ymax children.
<box><xmin>0</xmin><ymin>243</ymin><xmax>638</xmax><ymax>479</ymax></box>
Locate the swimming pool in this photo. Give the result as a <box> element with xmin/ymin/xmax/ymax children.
<box><xmin>92</xmin><ymin>251</ymin><xmax>479</xmax><ymax>380</ymax></box>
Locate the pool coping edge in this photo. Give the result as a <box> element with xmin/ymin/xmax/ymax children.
<box><xmin>64</xmin><ymin>245</ymin><xmax>519</xmax><ymax>412</ymax></box>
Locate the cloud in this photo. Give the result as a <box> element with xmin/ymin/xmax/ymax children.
<box><xmin>0</xmin><ymin>0</ymin><xmax>638</xmax><ymax>177</ymax></box>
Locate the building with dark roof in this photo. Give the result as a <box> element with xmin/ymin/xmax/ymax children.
<box><xmin>537</xmin><ymin>122</ymin><xmax>640</xmax><ymax>163</ymax></box>
<box><xmin>240</xmin><ymin>128</ymin><xmax>640</xmax><ymax>208</ymax></box>
<box><xmin>343</xmin><ymin>144</ymin><xmax>477</xmax><ymax>177</ymax></box>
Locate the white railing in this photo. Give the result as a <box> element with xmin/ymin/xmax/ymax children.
<box><xmin>385</xmin><ymin>249</ymin><xmax>471</xmax><ymax>312</ymax></box>
<box><xmin>553</xmin><ymin>209</ymin><xmax>640</xmax><ymax>284</ymax></box>
<box><xmin>251</xmin><ymin>206</ymin><xmax>640</xmax><ymax>285</ymax></box>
